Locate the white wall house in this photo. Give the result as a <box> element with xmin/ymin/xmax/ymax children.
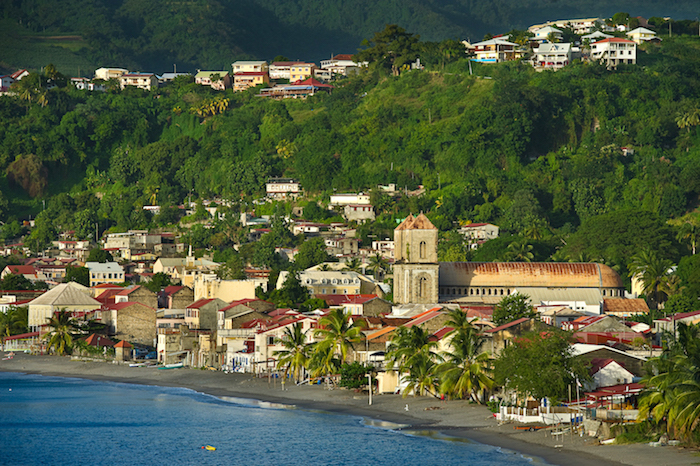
<box><xmin>590</xmin><ymin>38</ymin><xmax>637</xmax><ymax>68</ymax></box>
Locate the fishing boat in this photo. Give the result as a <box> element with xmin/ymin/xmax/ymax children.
<box><xmin>158</xmin><ymin>362</ymin><xmax>184</xmax><ymax>370</ymax></box>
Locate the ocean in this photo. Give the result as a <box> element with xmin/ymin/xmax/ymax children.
<box><xmin>0</xmin><ymin>372</ymin><xmax>541</xmax><ymax>465</ymax></box>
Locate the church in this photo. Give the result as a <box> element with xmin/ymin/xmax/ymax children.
<box><xmin>392</xmin><ymin>214</ymin><xmax>626</xmax><ymax>308</ymax></box>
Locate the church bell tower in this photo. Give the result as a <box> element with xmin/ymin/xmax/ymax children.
<box><xmin>393</xmin><ymin>213</ymin><xmax>439</xmax><ymax>304</ymax></box>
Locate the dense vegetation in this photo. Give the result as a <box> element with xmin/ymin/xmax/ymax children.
<box><xmin>2</xmin><ymin>0</ymin><xmax>700</xmax><ymax>74</ymax></box>
<box><xmin>2</xmin><ymin>33</ymin><xmax>700</xmax><ymax>302</ymax></box>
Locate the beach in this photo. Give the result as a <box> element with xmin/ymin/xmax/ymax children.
<box><xmin>1</xmin><ymin>352</ymin><xmax>697</xmax><ymax>466</ymax></box>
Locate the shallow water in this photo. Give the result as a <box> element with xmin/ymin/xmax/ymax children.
<box><xmin>0</xmin><ymin>372</ymin><xmax>543</xmax><ymax>465</ymax></box>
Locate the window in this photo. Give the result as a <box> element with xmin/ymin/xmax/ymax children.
<box><xmin>419</xmin><ymin>241</ymin><xmax>426</xmax><ymax>259</ymax></box>
<box><xmin>418</xmin><ymin>277</ymin><xmax>428</xmax><ymax>298</ymax></box>
<box><xmin>267</xmin><ymin>336</ymin><xmax>275</xmax><ymax>345</ymax></box>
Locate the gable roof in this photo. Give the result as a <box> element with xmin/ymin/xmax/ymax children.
<box><xmin>83</xmin><ymin>333</ymin><xmax>115</xmax><ymax>347</ymax></box>
<box><xmin>28</xmin><ymin>282</ymin><xmax>100</xmax><ymax>307</ymax></box>
<box><xmin>395</xmin><ymin>213</ymin><xmax>436</xmax><ymax>231</ymax></box>
<box><xmin>594</xmin><ymin>38</ymin><xmax>635</xmax><ymax>45</ymax></box>
<box><xmin>485</xmin><ymin>317</ymin><xmax>530</xmax><ymax>333</ymax></box>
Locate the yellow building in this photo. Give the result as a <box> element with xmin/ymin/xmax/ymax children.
<box><xmin>290</xmin><ymin>63</ymin><xmax>315</xmax><ymax>82</ymax></box>
<box><xmin>233</xmin><ymin>72</ymin><xmax>270</xmax><ymax>91</ymax></box>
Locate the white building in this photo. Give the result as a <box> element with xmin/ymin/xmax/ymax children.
<box><xmin>86</xmin><ymin>262</ymin><xmax>125</xmax><ymax>286</ymax></box>
<box><xmin>319</xmin><ymin>54</ymin><xmax>367</xmax><ymax>76</ymax></box>
<box><xmin>329</xmin><ymin>193</ymin><xmax>370</xmax><ymax>206</ymax></box>
<box><xmin>533</xmin><ymin>43</ymin><xmax>572</xmax><ymax>70</ymax></box>
<box><xmin>532</xmin><ymin>26</ymin><xmax>563</xmax><ymax>43</ymax></box>
<box><xmin>470</xmin><ymin>38</ymin><xmax>518</xmax><ymax>63</ymax></box>
<box><xmin>94</xmin><ymin>67</ymin><xmax>128</xmax><ymax>81</ymax></box>
<box><xmin>266</xmin><ymin>178</ymin><xmax>301</xmax><ymax>199</ymax></box>
<box><xmin>590</xmin><ymin>38</ymin><xmax>637</xmax><ymax>67</ymax></box>
<box><xmin>458</xmin><ymin>223</ymin><xmax>499</xmax><ymax>249</ymax></box>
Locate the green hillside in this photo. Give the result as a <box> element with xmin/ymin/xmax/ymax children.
<box><xmin>1</xmin><ymin>0</ymin><xmax>700</xmax><ymax>75</ymax></box>
<box><xmin>1</xmin><ymin>35</ymin><xmax>700</xmax><ymax>292</ymax></box>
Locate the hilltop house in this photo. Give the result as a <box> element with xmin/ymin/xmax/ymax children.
<box><xmin>289</xmin><ymin>63</ymin><xmax>315</xmax><ymax>82</ymax></box>
<box><xmin>458</xmin><ymin>223</ymin><xmax>499</xmax><ymax>249</ymax></box>
<box><xmin>470</xmin><ymin>38</ymin><xmax>518</xmax><ymax>63</ymax></box>
<box><xmin>531</xmin><ymin>26</ymin><xmax>563</xmax><ymax>43</ymax></box>
<box><xmin>119</xmin><ymin>73</ymin><xmax>158</xmax><ymax>91</ymax></box>
<box><xmin>232</xmin><ymin>61</ymin><xmax>268</xmax><ymax>74</ymax></box>
<box><xmin>234</xmin><ymin>72</ymin><xmax>270</xmax><ymax>92</ymax></box>
<box><xmin>320</xmin><ymin>54</ymin><xmax>367</xmax><ymax>76</ymax></box>
<box><xmin>195</xmin><ymin>71</ymin><xmax>231</xmax><ymax>90</ymax></box>
<box><xmin>590</xmin><ymin>38</ymin><xmax>637</xmax><ymax>68</ymax></box>
<box><xmin>266</xmin><ymin>178</ymin><xmax>301</xmax><ymax>199</ymax></box>
<box><xmin>94</xmin><ymin>67</ymin><xmax>128</xmax><ymax>81</ymax></box>
<box><xmin>626</xmin><ymin>27</ymin><xmax>657</xmax><ymax>44</ymax></box>
<box><xmin>533</xmin><ymin>43</ymin><xmax>572</xmax><ymax>70</ymax></box>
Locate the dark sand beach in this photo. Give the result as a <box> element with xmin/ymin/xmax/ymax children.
<box><xmin>2</xmin><ymin>352</ymin><xmax>697</xmax><ymax>466</ymax></box>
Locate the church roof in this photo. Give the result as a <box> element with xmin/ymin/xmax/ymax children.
<box><xmin>395</xmin><ymin>214</ymin><xmax>415</xmax><ymax>231</ymax></box>
<box><xmin>439</xmin><ymin>262</ymin><xmax>624</xmax><ymax>289</ymax></box>
<box><xmin>28</xmin><ymin>282</ymin><xmax>101</xmax><ymax>307</ymax></box>
<box><xmin>395</xmin><ymin>213</ymin><xmax>436</xmax><ymax>231</ymax></box>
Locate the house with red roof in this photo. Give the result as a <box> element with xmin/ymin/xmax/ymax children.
<box><xmin>158</xmin><ymin>285</ymin><xmax>194</xmax><ymax>309</ymax></box>
<box><xmin>484</xmin><ymin>317</ymin><xmax>551</xmax><ymax>357</ymax></box>
<box><xmin>114</xmin><ymin>285</ymin><xmax>158</xmax><ymax>309</ymax></box>
<box><xmin>1</xmin><ymin>265</ymin><xmax>46</xmax><ymax>283</ymax></box>
<box><xmin>653</xmin><ymin>309</ymin><xmax>700</xmax><ymax>337</ymax></box>
<box><xmin>314</xmin><ymin>294</ymin><xmax>392</xmax><ymax>317</ymax></box>
<box><xmin>185</xmin><ymin>298</ymin><xmax>228</xmax><ymax>330</ymax></box>
<box><xmin>589</xmin><ymin>358</ymin><xmax>636</xmax><ymax>389</ymax></box>
<box><xmin>590</xmin><ymin>37</ymin><xmax>637</xmax><ymax>68</ymax></box>
<box><xmin>319</xmin><ymin>54</ymin><xmax>367</xmax><ymax>77</ymax></box>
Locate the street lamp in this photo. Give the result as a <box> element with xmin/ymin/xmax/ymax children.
<box><xmin>367</xmin><ymin>373</ymin><xmax>372</xmax><ymax>405</ymax></box>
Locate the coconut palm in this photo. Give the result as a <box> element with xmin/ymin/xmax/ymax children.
<box><xmin>44</xmin><ymin>310</ymin><xmax>76</xmax><ymax>356</ymax></box>
<box><xmin>434</xmin><ymin>309</ymin><xmax>494</xmax><ymax>402</ymax></box>
<box><xmin>343</xmin><ymin>257</ymin><xmax>362</xmax><ymax>273</ymax></box>
<box><xmin>628</xmin><ymin>249</ymin><xmax>675</xmax><ymax>309</ymax></box>
<box><xmin>313</xmin><ymin>308</ymin><xmax>365</xmax><ymax>364</ymax></box>
<box><xmin>368</xmin><ymin>253</ymin><xmax>389</xmax><ymax>279</ymax></box>
<box><xmin>307</xmin><ymin>342</ymin><xmax>341</xmax><ymax>388</ymax></box>
<box><xmin>386</xmin><ymin>326</ymin><xmax>440</xmax><ymax>374</ymax></box>
<box><xmin>0</xmin><ymin>305</ymin><xmax>28</xmax><ymax>347</ymax></box>
<box><xmin>504</xmin><ymin>240</ymin><xmax>534</xmax><ymax>262</ymax></box>
<box><xmin>669</xmin><ymin>213</ymin><xmax>700</xmax><ymax>255</ymax></box>
<box><xmin>403</xmin><ymin>351</ymin><xmax>439</xmax><ymax>397</ymax></box>
<box><xmin>638</xmin><ymin>323</ymin><xmax>700</xmax><ymax>440</ymax></box>
<box><xmin>273</xmin><ymin>322</ymin><xmax>311</xmax><ymax>383</ymax></box>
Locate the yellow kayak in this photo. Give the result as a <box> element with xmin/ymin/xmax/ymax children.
<box><xmin>202</xmin><ymin>445</ymin><xmax>216</xmax><ymax>451</ymax></box>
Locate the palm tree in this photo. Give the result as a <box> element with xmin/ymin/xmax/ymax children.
<box><xmin>638</xmin><ymin>326</ymin><xmax>700</xmax><ymax>440</ymax></box>
<box><xmin>343</xmin><ymin>257</ymin><xmax>362</xmax><ymax>273</ymax></box>
<box><xmin>435</xmin><ymin>310</ymin><xmax>494</xmax><ymax>402</ymax></box>
<box><xmin>0</xmin><ymin>306</ymin><xmax>28</xmax><ymax>348</ymax></box>
<box><xmin>668</xmin><ymin>213</ymin><xmax>700</xmax><ymax>255</ymax></box>
<box><xmin>313</xmin><ymin>309</ymin><xmax>365</xmax><ymax>364</ymax></box>
<box><xmin>273</xmin><ymin>322</ymin><xmax>311</xmax><ymax>383</ymax></box>
<box><xmin>308</xmin><ymin>342</ymin><xmax>341</xmax><ymax>387</ymax></box>
<box><xmin>44</xmin><ymin>310</ymin><xmax>76</xmax><ymax>356</ymax></box>
<box><xmin>386</xmin><ymin>325</ymin><xmax>439</xmax><ymax>372</ymax></box>
<box><xmin>628</xmin><ymin>249</ymin><xmax>675</xmax><ymax>309</ymax></box>
<box><xmin>403</xmin><ymin>351</ymin><xmax>439</xmax><ymax>397</ymax></box>
<box><xmin>368</xmin><ymin>253</ymin><xmax>389</xmax><ymax>279</ymax></box>
<box><xmin>504</xmin><ymin>240</ymin><xmax>534</xmax><ymax>262</ymax></box>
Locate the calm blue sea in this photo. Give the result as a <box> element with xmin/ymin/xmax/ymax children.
<box><xmin>0</xmin><ymin>372</ymin><xmax>540</xmax><ymax>466</ymax></box>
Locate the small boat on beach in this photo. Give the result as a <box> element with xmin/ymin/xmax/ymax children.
<box><xmin>158</xmin><ymin>362</ymin><xmax>184</xmax><ymax>370</ymax></box>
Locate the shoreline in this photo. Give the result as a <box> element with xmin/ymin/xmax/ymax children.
<box><xmin>2</xmin><ymin>353</ymin><xmax>698</xmax><ymax>466</ymax></box>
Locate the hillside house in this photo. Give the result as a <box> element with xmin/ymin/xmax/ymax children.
<box><xmin>626</xmin><ymin>27</ymin><xmax>657</xmax><ymax>44</ymax></box>
<box><xmin>158</xmin><ymin>285</ymin><xmax>195</xmax><ymax>309</ymax></box>
<box><xmin>114</xmin><ymin>285</ymin><xmax>158</xmax><ymax>309</ymax></box>
<box><xmin>590</xmin><ymin>38</ymin><xmax>637</xmax><ymax>68</ymax></box>
<box><xmin>185</xmin><ymin>298</ymin><xmax>228</xmax><ymax>330</ymax></box>
<box><xmin>330</xmin><ymin>193</ymin><xmax>370</xmax><ymax>206</ymax></box>
<box><xmin>533</xmin><ymin>43</ymin><xmax>572</xmax><ymax>70</ymax></box>
<box><xmin>289</xmin><ymin>63</ymin><xmax>315</xmax><ymax>82</ymax></box>
<box><xmin>343</xmin><ymin>204</ymin><xmax>375</xmax><ymax>223</ymax></box>
<box><xmin>234</xmin><ymin>72</ymin><xmax>270</xmax><ymax>91</ymax></box>
<box><xmin>232</xmin><ymin>61</ymin><xmax>268</xmax><ymax>74</ymax></box>
<box><xmin>94</xmin><ymin>67</ymin><xmax>128</xmax><ymax>81</ymax></box>
<box><xmin>86</xmin><ymin>262</ymin><xmax>125</xmax><ymax>287</ymax></box>
<box><xmin>471</xmin><ymin>38</ymin><xmax>518</xmax><ymax>63</ymax></box>
<box><xmin>319</xmin><ymin>54</ymin><xmax>367</xmax><ymax>76</ymax></box>
<box><xmin>531</xmin><ymin>26</ymin><xmax>564</xmax><ymax>43</ymax></box>
<box><xmin>195</xmin><ymin>71</ymin><xmax>231</xmax><ymax>90</ymax></box>
<box><xmin>119</xmin><ymin>73</ymin><xmax>158</xmax><ymax>91</ymax></box>
<box><xmin>266</xmin><ymin>178</ymin><xmax>301</xmax><ymax>199</ymax></box>
<box><xmin>459</xmin><ymin>223</ymin><xmax>499</xmax><ymax>249</ymax></box>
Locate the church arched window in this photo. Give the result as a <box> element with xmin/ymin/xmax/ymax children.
<box><xmin>419</xmin><ymin>241</ymin><xmax>426</xmax><ymax>259</ymax></box>
<box><xmin>470</xmin><ymin>288</ymin><xmax>474</xmax><ymax>295</ymax></box>
<box><xmin>418</xmin><ymin>277</ymin><xmax>428</xmax><ymax>298</ymax></box>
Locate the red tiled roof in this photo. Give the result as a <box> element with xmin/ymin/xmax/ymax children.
<box><xmin>404</xmin><ymin>310</ymin><xmax>444</xmax><ymax>328</ymax></box>
<box><xmin>431</xmin><ymin>326</ymin><xmax>455</xmax><ymax>341</ymax></box>
<box><xmin>114</xmin><ymin>340</ymin><xmax>133</xmax><ymax>348</ymax></box>
<box><xmin>187</xmin><ymin>298</ymin><xmax>214</xmax><ymax>309</ymax></box>
<box><xmin>656</xmin><ymin>310</ymin><xmax>700</xmax><ymax>322</ymax></box>
<box><xmin>333</xmin><ymin>54</ymin><xmax>354</xmax><ymax>61</ymax></box>
<box><xmin>595</xmin><ymin>38</ymin><xmax>635</xmax><ymax>44</ymax></box>
<box><xmin>290</xmin><ymin>77</ymin><xmax>334</xmax><ymax>88</ymax></box>
<box><xmin>6</xmin><ymin>265</ymin><xmax>37</xmax><ymax>275</ymax></box>
<box><xmin>485</xmin><ymin>317</ymin><xmax>531</xmax><ymax>333</ymax></box>
<box><xmin>161</xmin><ymin>285</ymin><xmax>184</xmax><ymax>296</ymax></box>
<box><xmin>83</xmin><ymin>334</ymin><xmax>115</xmax><ymax>347</ymax></box>
<box><xmin>116</xmin><ymin>285</ymin><xmax>141</xmax><ymax>296</ymax></box>
<box><xmin>314</xmin><ymin>294</ymin><xmax>379</xmax><ymax>306</ymax></box>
